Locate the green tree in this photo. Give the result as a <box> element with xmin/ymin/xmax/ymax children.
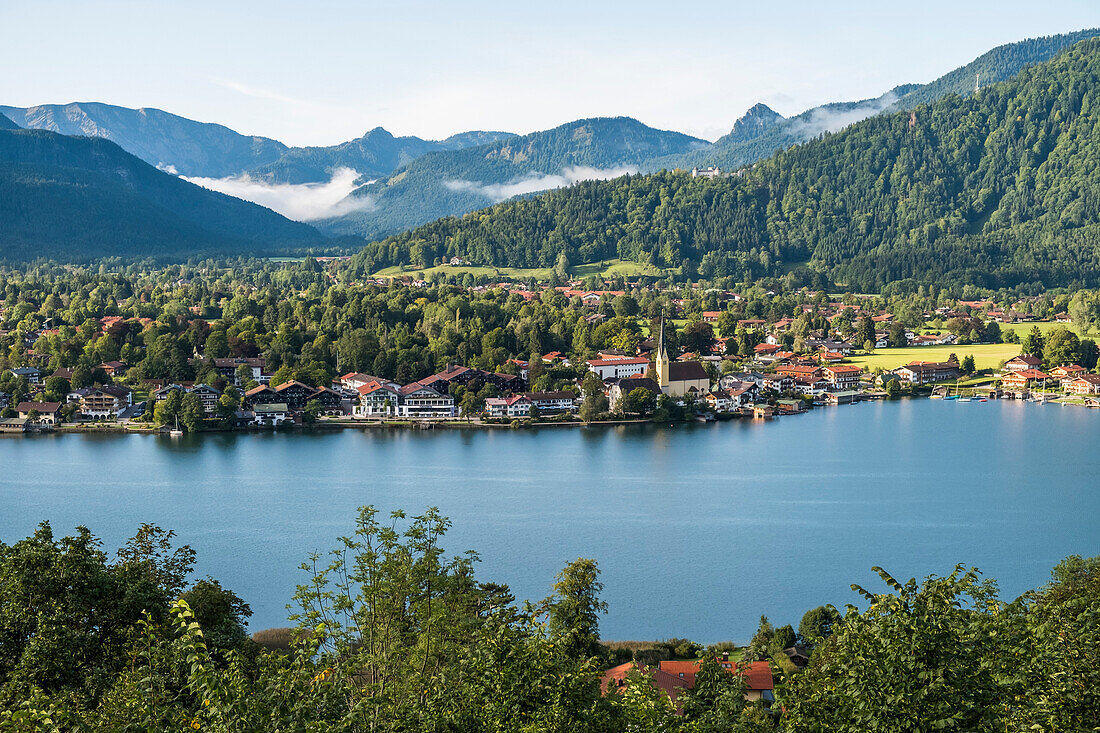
<box><xmin>154</xmin><ymin>389</ymin><xmax>182</xmax><ymax>426</ymax></box>
<box><xmin>1043</xmin><ymin>326</ymin><xmax>1080</xmax><ymax>367</ymax></box>
<box><xmin>545</xmin><ymin>558</ymin><xmax>607</xmax><ymax>661</ymax></box>
<box><xmin>798</xmin><ymin>605</ymin><xmax>841</xmax><ymax>650</ymax></box>
<box><xmin>961</xmin><ymin>354</ymin><xmax>976</xmax><ymax>373</ymax></box>
<box><xmin>180</xmin><ymin>392</ymin><xmax>205</xmax><ymax>432</ymax></box>
<box><xmin>782</xmin><ymin>566</ymin><xmax>1005</xmax><ymax>730</ymax></box>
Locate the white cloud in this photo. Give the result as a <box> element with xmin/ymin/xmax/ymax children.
<box><xmin>444</xmin><ymin>165</ymin><xmax>637</xmax><ymax>202</ymax></box>
<box><xmin>181</xmin><ymin>167</ymin><xmax>374</xmax><ymax>221</ymax></box>
<box><xmin>784</xmin><ymin>92</ymin><xmax>900</xmax><ymax>139</ymax></box>
<box><xmin>156</xmin><ymin>163</ymin><xmax>179</xmax><ymax>175</ymax></box>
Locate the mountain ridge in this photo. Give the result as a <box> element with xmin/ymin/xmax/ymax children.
<box><xmin>0</xmin><ymin>127</ymin><xmax>322</xmax><ymax>262</ymax></box>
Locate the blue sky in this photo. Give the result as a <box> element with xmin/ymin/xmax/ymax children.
<box><xmin>3</xmin><ymin>1</ymin><xmax>1099</xmax><ymax>146</ymax></box>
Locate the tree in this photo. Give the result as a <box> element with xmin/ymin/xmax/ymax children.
<box><xmin>1043</xmin><ymin>327</ymin><xmax>1079</xmax><ymax>367</ymax></box>
<box><xmin>855</xmin><ymin>314</ymin><xmax>876</xmax><ymax>348</ymax></box>
<box><xmin>884</xmin><ymin>378</ymin><xmax>901</xmax><ymax>399</ymax></box>
<box><xmin>302</xmin><ymin>398</ymin><xmax>322</xmax><ymax>425</ymax></box>
<box><xmin>679</xmin><ymin>656</ymin><xmax>748</xmax><ymax>730</ymax></box>
<box><xmin>961</xmin><ymin>354</ymin><xmax>976</xmax><ymax>373</ymax></box>
<box><xmin>798</xmin><ymin>605</ymin><xmax>841</xmax><ymax>650</ymax></box>
<box><xmin>545</xmin><ymin>558</ymin><xmax>607</xmax><ymax>660</ymax></box>
<box><xmin>180</xmin><ymin>392</ymin><xmax>205</xmax><ymax>432</ymax></box>
<box><xmin>623</xmin><ymin>387</ymin><xmax>657</xmax><ymax>416</ymax></box>
<box><xmin>612</xmin><ymin>295</ymin><xmax>639</xmax><ymax>318</ymax></box>
<box><xmin>1078</xmin><ymin>338</ymin><xmax>1099</xmax><ymax>370</ymax></box>
<box><xmin>887</xmin><ymin>321</ymin><xmax>908</xmax><ymax>348</ymax></box>
<box><xmin>154</xmin><ymin>389</ymin><xmax>182</xmax><ymax>426</ymax></box>
<box><xmin>772</xmin><ymin>624</ymin><xmax>796</xmax><ymax>651</ymax></box>
<box><xmin>1021</xmin><ymin>325</ymin><xmax>1045</xmax><ymax>356</ymax></box>
<box><xmin>745</xmin><ymin>616</ymin><xmax>775</xmax><ymax>661</ymax></box>
<box><xmin>982</xmin><ymin>320</ymin><xmax>1002</xmax><ymax>343</ymax></box>
<box><xmin>682</xmin><ymin>321</ymin><xmax>716</xmax><ymax>355</ymax></box>
<box><xmin>527</xmin><ymin>403</ymin><xmax>541</xmax><ymax>422</ymax></box>
<box><xmin>782</xmin><ymin>566</ymin><xmax>1005</xmax><ymax>730</ymax></box>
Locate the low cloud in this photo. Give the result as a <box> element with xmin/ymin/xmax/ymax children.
<box><xmin>444</xmin><ymin>165</ymin><xmax>637</xmax><ymax>202</ymax></box>
<box><xmin>785</xmin><ymin>92</ymin><xmax>899</xmax><ymax>139</ymax></box>
<box><xmin>156</xmin><ymin>163</ymin><xmax>179</xmax><ymax>175</ymax></box>
<box><xmin>181</xmin><ymin>167</ymin><xmax>374</xmax><ymax>221</ymax></box>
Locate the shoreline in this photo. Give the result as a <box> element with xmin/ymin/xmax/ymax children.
<box><xmin>5</xmin><ymin>391</ymin><xmax>1096</xmax><ymax>439</ymax></box>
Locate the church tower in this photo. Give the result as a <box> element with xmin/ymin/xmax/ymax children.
<box><xmin>655</xmin><ymin>317</ymin><xmax>670</xmax><ymax>390</ymax></box>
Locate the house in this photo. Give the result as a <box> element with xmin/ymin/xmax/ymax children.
<box><xmin>80</xmin><ymin>386</ymin><xmax>133</xmax><ymax>418</ymax></box>
<box><xmin>398</xmin><ymin>383</ymin><xmax>456</xmax><ymax>418</ymax></box>
<box><xmin>338</xmin><ymin>372</ymin><xmax>385</xmax><ymax>391</ymax></box>
<box><xmin>213</xmin><ymin>357</ymin><xmax>267</xmax><ymax>385</ymax></box>
<box><xmin>309</xmin><ymin>386</ymin><xmax>346</xmax><ymax>415</ymax></box>
<box><xmin>777</xmin><ymin>365</ymin><xmax>823</xmax><ymax>381</ymax></box>
<box><xmin>271</xmin><ymin>381</ymin><xmax>317</xmax><ymax>410</ymax></box>
<box><xmin>704</xmin><ymin>389</ymin><xmax>738</xmax><ymax>412</ymax></box>
<box><xmin>1050</xmin><ymin>365</ymin><xmax>1086</xmax><ymax>382</ymax></box>
<box><xmin>98</xmin><ymin>360</ymin><xmax>128</xmax><ymax>377</ymax></box>
<box><xmin>9</xmin><ymin>367</ymin><xmax>40</xmax><ymax>384</ymax></box>
<box><xmin>761</xmin><ymin>373</ymin><xmax>794</xmax><ymax>393</ymax></box>
<box><xmin>354</xmin><ymin>381</ymin><xmax>402</xmax><ymax>416</ymax></box>
<box><xmin>0</xmin><ymin>417</ymin><xmax>28</xmax><ymax>433</ymax></box>
<box><xmin>587</xmin><ymin>357</ymin><xmax>650</xmax><ymax>380</ymax></box>
<box><xmin>485</xmin><ymin>394</ymin><xmax>532</xmax><ymax>418</ymax></box>
<box><xmin>777</xmin><ymin>398</ymin><xmax>806</xmax><ymax>413</ymax></box>
<box><xmin>608</xmin><ymin>377</ymin><xmax>662</xmax><ymax>412</ymax></box>
<box><xmin>420</xmin><ymin>364</ymin><xmax>523</xmax><ymax>392</ymax></box>
<box><xmin>190</xmin><ymin>384</ymin><xmax>222</xmax><ymax>416</ymax></box>
<box><xmin>242</xmin><ymin>384</ymin><xmax>278</xmax><ymax>408</ymax></box>
<box><xmin>702</xmin><ymin>311</ymin><xmax>722</xmax><ymax>323</ymax></box>
<box><xmin>724</xmin><ymin>380</ymin><xmax>759</xmax><ymax>408</ymax></box>
<box><xmin>824</xmin><ymin>390</ymin><xmax>861</xmax><ymax>405</ymax></box>
<box><xmin>601</xmin><ymin>662</ymin><xmax>692</xmax><ymax>708</ymax></box>
<box><xmin>792</xmin><ymin>376</ymin><xmax>830</xmax><ymax>397</ymax></box>
<box><xmin>1001</xmin><ymin>369</ymin><xmax>1049</xmax><ymax>390</ymax></box>
<box><xmin>893</xmin><ymin>360</ymin><xmax>960</xmax><ymax>385</ymax></box>
<box><xmin>656</xmin><ymin>657</ymin><xmax>775</xmax><ymax>704</ymax></box>
<box><xmin>1004</xmin><ymin>354</ymin><xmax>1042</xmax><ymax>372</ymax></box>
<box><xmin>1066</xmin><ymin>374</ymin><xmax>1100</xmax><ymax>395</ymax></box>
<box><xmin>823</xmin><ymin>365</ymin><xmax>863</xmax><ymax>390</ymax></box>
<box><xmin>251</xmin><ymin>402</ymin><xmax>291</xmax><ymax>426</ymax></box>
<box><xmin>523</xmin><ymin>391</ymin><xmax>577</xmax><ymax>414</ymax></box>
<box><xmin>16</xmin><ymin>401</ymin><xmax>62</xmax><ymax>425</ymax></box>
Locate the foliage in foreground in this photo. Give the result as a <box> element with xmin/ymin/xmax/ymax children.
<box><xmin>0</xmin><ymin>509</ymin><xmax>1097</xmax><ymax>732</ymax></box>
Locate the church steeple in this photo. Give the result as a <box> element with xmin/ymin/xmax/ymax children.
<box><xmin>655</xmin><ymin>316</ymin><xmax>669</xmax><ymax>389</ymax></box>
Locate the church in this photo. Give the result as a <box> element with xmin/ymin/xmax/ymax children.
<box><xmin>651</xmin><ymin>320</ymin><xmax>711</xmax><ymax>397</ymax></box>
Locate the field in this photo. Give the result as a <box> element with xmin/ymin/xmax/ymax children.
<box><xmin>846</xmin><ymin>343</ymin><xmax>1022</xmax><ymax>372</ymax></box>
<box><xmin>372</xmin><ymin>258</ymin><xmax>668</xmax><ymax>281</ymax></box>
<box><xmin>998</xmin><ymin>320</ymin><xmax>1097</xmax><ymax>338</ymax></box>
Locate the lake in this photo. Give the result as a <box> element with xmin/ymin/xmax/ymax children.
<box><xmin>1</xmin><ymin>398</ymin><xmax>1098</xmax><ymax>643</ymax></box>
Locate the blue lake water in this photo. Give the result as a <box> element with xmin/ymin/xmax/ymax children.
<box><xmin>1</xmin><ymin>398</ymin><xmax>1097</xmax><ymax>642</ymax></box>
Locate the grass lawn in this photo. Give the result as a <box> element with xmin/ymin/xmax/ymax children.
<box><xmin>372</xmin><ymin>258</ymin><xmax>670</xmax><ymax>282</ymax></box>
<box><xmin>846</xmin><ymin>343</ymin><xmax>1021</xmax><ymax>372</ymax></box>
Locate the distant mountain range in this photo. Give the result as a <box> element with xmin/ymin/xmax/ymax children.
<box><xmin>0</xmin><ymin>102</ymin><xmax>511</xmax><ymax>184</ymax></box>
<box><xmin>349</xmin><ymin>35</ymin><xmax>1100</xmax><ymax>290</ymax></box>
<box><xmin>0</xmin><ymin>127</ymin><xmax>321</xmax><ymax>262</ymax></box>
<box><xmin>319</xmin><ymin>117</ymin><xmax>709</xmax><ymax>239</ymax></box>
<box><xmin>2</xmin><ymin>28</ymin><xmax>1098</xmax><ymax>268</ymax></box>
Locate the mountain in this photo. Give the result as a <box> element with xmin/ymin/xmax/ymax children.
<box><xmin>0</xmin><ymin>102</ymin><xmax>288</xmax><ymax>178</ymax></box>
<box><xmin>346</xmin><ymin>37</ymin><xmax>1100</xmax><ymax>291</ymax></box>
<box><xmin>319</xmin><ymin>117</ymin><xmax>709</xmax><ymax>239</ymax></box>
<box><xmin>0</xmin><ymin>112</ymin><xmax>18</xmax><ymax>131</ymax></box>
<box><xmin>718</xmin><ymin>103</ymin><xmax>785</xmax><ymax>146</ymax></box>
<box><xmin>0</xmin><ymin>102</ymin><xmax>514</xmax><ymax>184</ymax></box>
<box><xmin>651</xmin><ymin>28</ymin><xmax>1100</xmax><ymax>175</ymax></box>
<box><xmin>0</xmin><ymin>128</ymin><xmax>321</xmax><ymax>262</ymax></box>
<box><xmin>649</xmin><ymin>87</ymin><xmax>917</xmax><ymax>173</ymax></box>
<box><xmin>243</xmin><ymin>127</ymin><xmax>515</xmax><ymax>184</ymax></box>
<box><xmin>892</xmin><ymin>27</ymin><xmax>1100</xmax><ymax>110</ymax></box>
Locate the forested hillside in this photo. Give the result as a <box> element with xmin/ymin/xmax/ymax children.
<box><xmin>349</xmin><ymin>39</ymin><xmax>1100</xmax><ymax>291</ymax></box>
<box><xmin>651</xmin><ymin>28</ymin><xmax>1100</xmax><ymax>176</ymax></box>
<box><xmin>0</xmin><ymin>129</ymin><xmax>322</xmax><ymax>262</ymax></box>
<box><xmin>320</xmin><ymin>117</ymin><xmax>708</xmax><ymax>239</ymax></box>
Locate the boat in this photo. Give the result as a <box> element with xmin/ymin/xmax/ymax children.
<box><xmin>169</xmin><ymin>416</ymin><xmax>184</xmax><ymax>437</ymax></box>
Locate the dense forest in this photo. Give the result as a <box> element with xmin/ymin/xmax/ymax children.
<box><xmin>349</xmin><ymin>38</ymin><xmax>1100</xmax><ymax>291</ymax></box>
<box><xmin>0</xmin><ymin>129</ymin><xmax>326</xmax><ymax>262</ymax></box>
<box><xmin>1</xmin><ymin>508</ymin><xmax>1096</xmax><ymax>731</ymax></box>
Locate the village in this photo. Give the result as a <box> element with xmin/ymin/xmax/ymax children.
<box><xmin>2</xmin><ymin>283</ymin><xmax>1097</xmax><ymax>434</ymax></box>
